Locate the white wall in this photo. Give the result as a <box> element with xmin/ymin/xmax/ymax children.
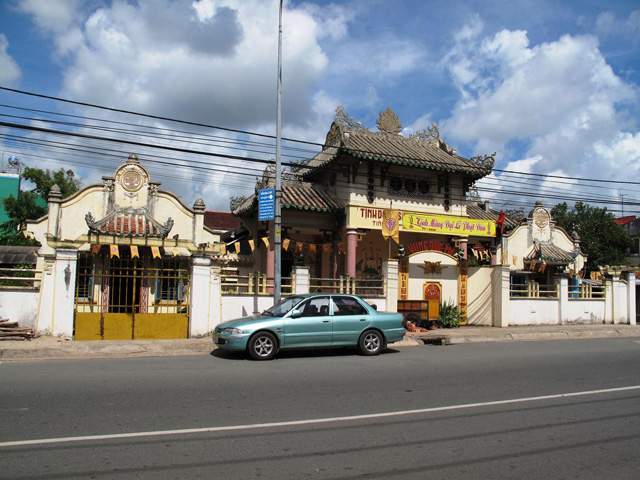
<box><xmin>564</xmin><ymin>300</ymin><xmax>605</xmax><ymax>324</ymax></box>
<box><xmin>468</xmin><ymin>266</ymin><xmax>494</xmax><ymax>325</ymax></box>
<box><xmin>509</xmin><ymin>299</ymin><xmax>560</xmax><ymax>325</ymax></box>
<box><xmin>0</xmin><ymin>289</ymin><xmax>39</xmax><ymax>328</ymax></box>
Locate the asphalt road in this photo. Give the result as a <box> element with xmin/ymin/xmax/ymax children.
<box><xmin>1</xmin><ymin>338</ymin><xmax>639</xmax><ymax>479</ymax></box>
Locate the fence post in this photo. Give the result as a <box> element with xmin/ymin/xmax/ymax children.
<box><xmin>293</xmin><ymin>266</ymin><xmax>309</xmax><ymax>294</ymax></box>
<box><xmin>248</xmin><ymin>273</ymin><xmax>254</xmax><ymax>295</ymax></box>
<box><xmin>382</xmin><ymin>259</ymin><xmax>397</xmax><ymax>312</ymax></box>
<box><xmin>339</xmin><ymin>276</ymin><xmax>344</xmax><ymax>293</ymax></box>
<box><xmin>290</xmin><ymin>270</ymin><xmax>296</xmax><ymax>294</ymax></box>
<box><xmin>557</xmin><ymin>277</ymin><xmax>568</xmax><ymax>325</ymax></box>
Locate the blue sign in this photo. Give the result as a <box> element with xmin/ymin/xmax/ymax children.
<box><xmin>258</xmin><ymin>188</ymin><xmax>275</xmax><ymax>221</ymax></box>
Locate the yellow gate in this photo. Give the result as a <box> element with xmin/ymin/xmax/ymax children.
<box><xmin>74</xmin><ymin>247</ymin><xmax>189</xmax><ymax>341</ymax></box>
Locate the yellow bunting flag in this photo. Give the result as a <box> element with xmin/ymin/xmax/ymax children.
<box><xmin>110</xmin><ymin>245</ymin><xmax>119</xmax><ymax>258</ymax></box>
<box><xmin>91</xmin><ymin>244</ymin><xmax>101</xmax><ymax>255</ymax></box>
<box><xmin>382</xmin><ymin>210</ymin><xmax>401</xmax><ymax>244</ymax></box>
<box><xmin>338</xmin><ymin>242</ymin><xmax>345</xmax><ymax>253</ymax></box>
<box><xmin>323</xmin><ymin>243</ymin><xmax>331</xmax><ymax>253</ymax></box>
<box><xmin>512</xmin><ymin>255</ymin><xmax>517</xmax><ymax>266</ymax></box>
<box><xmin>249</xmin><ymin>239</ymin><xmax>255</xmax><ymax>252</ymax></box>
<box><xmin>220</xmin><ymin>244</ymin><xmax>227</xmax><ymax>256</ymax></box>
<box><xmin>283</xmin><ymin>238</ymin><xmax>290</xmax><ymax>251</ymax></box>
<box><xmin>530</xmin><ymin>260</ymin><xmax>537</xmax><ymax>271</ymax></box>
<box><xmin>309</xmin><ymin>244</ymin><xmax>317</xmax><ymax>253</ymax></box>
<box><xmin>261</xmin><ymin>237</ymin><xmax>270</xmax><ymax>249</ymax></box>
<box><xmin>234</xmin><ymin>242</ymin><xmax>241</xmax><ymax>254</ymax></box>
<box><xmin>295</xmin><ymin>241</ymin><xmax>303</xmax><ymax>252</ymax></box>
<box><xmin>171</xmin><ymin>247</ymin><xmax>180</xmax><ymax>257</ymax></box>
<box><xmin>569</xmin><ymin>268</ymin><xmax>574</xmax><ymax>278</ymax></box>
<box><xmin>151</xmin><ymin>246</ymin><xmax>161</xmax><ymax>259</ymax></box>
<box><xmin>539</xmin><ymin>262</ymin><xmax>546</xmax><ymax>273</ymax></box>
<box><xmin>130</xmin><ymin>246</ymin><xmax>139</xmax><ymax>259</ymax></box>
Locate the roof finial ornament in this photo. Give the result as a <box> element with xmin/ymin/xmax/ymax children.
<box><xmin>376</xmin><ymin>107</ymin><xmax>403</xmax><ymax>135</ymax></box>
<box><xmin>334</xmin><ymin>106</ymin><xmax>368</xmax><ymax>131</ymax></box>
<box><xmin>128</xmin><ymin>153</ymin><xmax>139</xmax><ymax>163</ymax></box>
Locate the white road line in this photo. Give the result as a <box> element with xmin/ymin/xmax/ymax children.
<box><xmin>2</xmin><ymin>385</ymin><xmax>639</xmax><ymax>448</ymax></box>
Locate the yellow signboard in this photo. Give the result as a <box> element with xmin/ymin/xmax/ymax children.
<box><xmin>348</xmin><ymin>206</ymin><xmax>497</xmax><ymax>237</ymax></box>
<box><xmin>402</xmin><ymin>212</ymin><xmax>495</xmax><ymax>237</ymax></box>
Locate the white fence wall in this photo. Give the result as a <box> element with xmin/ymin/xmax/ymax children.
<box><xmin>509</xmin><ymin>299</ymin><xmax>560</xmax><ymax>325</ymax></box>
<box><xmin>565</xmin><ymin>300</ymin><xmax>606</xmax><ymax>324</ymax></box>
<box><xmin>0</xmin><ymin>289</ymin><xmax>39</xmax><ymax>328</ymax></box>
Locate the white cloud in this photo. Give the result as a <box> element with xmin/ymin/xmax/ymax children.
<box><xmin>17</xmin><ymin>0</ymin><xmax>342</xmax><ymax>132</ymax></box>
<box><xmin>16</xmin><ymin>0</ymin><xmax>85</xmax><ymax>33</ymax></box>
<box><xmin>0</xmin><ymin>34</ymin><xmax>21</xmax><ymax>84</ymax></box>
<box><xmin>439</xmin><ymin>21</ymin><xmax>639</xmax><ymax>189</ymax></box>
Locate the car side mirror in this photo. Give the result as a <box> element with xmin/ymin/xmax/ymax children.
<box><xmin>290</xmin><ymin>309</ymin><xmax>302</xmax><ymax>318</ymax></box>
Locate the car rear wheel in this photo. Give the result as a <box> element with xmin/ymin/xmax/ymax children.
<box><xmin>359</xmin><ymin>330</ymin><xmax>384</xmax><ymax>356</ymax></box>
<box><xmin>248</xmin><ymin>332</ymin><xmax>277</xmax><ymax>360</ymax></box>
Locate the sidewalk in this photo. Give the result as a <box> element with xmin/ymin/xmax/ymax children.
<box><xmin>1</xmin><ymin>324</ymin><xmax>639</xmax><ymax>359</ymax></box>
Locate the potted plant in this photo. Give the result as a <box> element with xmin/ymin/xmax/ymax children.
<box><xmin>437</xmin><ymin>300</ymin><xmax>461</xmax><ymax>329</ymax></box>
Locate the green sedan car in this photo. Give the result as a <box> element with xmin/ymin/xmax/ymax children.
<box><xmin>213</xmin><ymin>294</ymin><xmax>406</xmax><ymax>360</ymax></box>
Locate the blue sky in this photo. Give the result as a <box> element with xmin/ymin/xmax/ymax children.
<box><xmin>0</xmin><ymin>0</ymin><xmax>639</xmax><ymax>215</ymax></box>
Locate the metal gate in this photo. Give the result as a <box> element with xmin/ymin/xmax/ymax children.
<box><xmin>74</xmin><ymin>248</ymin><xmax>189</xmax><ymax>340</ymax></box>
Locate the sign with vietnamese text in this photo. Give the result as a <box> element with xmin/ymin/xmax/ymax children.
<box><xmin>258</xmin><ymin>188</ymin><xmax>275</xmax><ymax>221</ymax></box>
<box><xmin>402</xmin><ymin>212</ymin><xmax>495</xmax><ymax>237</ymax></box>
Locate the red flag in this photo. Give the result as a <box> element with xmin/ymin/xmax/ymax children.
<box><xmin>496</xmin><ymin>210</ymin><xmax>506</xmax><ymax>234</ymax></box>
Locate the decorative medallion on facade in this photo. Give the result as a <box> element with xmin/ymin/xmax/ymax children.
<box><xmin>530</xmin><ymin>202</ymin><xmax>552</xmax><ymax>243</ymax></box>
<box><xmin>376</xmin><ymin>107</ymin><xmax>403</xmax><ymax>135</ymax></box>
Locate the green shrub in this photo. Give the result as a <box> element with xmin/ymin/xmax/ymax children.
<box><xmin>437</xmin><ymin>301</ymin><xmax>460</xmax><ymax>328</ymax></box>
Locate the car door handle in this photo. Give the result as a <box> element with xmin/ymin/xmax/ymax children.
<box><xmin>323</xmin><ymin>320</ymin><xmax>330</xmax><ymax>323</ymax></box>
<box><xmin>360</xmin><ymin>318</ymin><xmax>366</xmax><ymax>321</ymax></box>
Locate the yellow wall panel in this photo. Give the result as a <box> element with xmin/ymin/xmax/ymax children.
<box><xmin>74</xmin><ymin>312</ymin><xmax>103</xmax><ymax>341</ymax></box>
<box><xmin>134</xmin><ymin>313</ymin><xmax>188</xmax><ymax>339</ymax></box>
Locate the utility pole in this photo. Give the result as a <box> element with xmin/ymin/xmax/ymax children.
<box><xmin>274</xmin><ymin>0</ymin><xmax>283</xmax><ymax>302</ymax></box>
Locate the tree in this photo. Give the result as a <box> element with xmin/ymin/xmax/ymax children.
<box><xmin>1</xmin><ymin>167</ymin><xmax>80</xmax><ymax>245</ymax></box>
<box><xmin>551</xmin><ymin>202</ymin><xmax>632</xmax><ymax>270</ymax></box>
<box><xmin>21</xmin><ymin>167</ymin><xmax>80</xmax><ymax>198</ymax></box>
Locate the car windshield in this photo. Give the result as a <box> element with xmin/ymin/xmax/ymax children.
<box><xmin>261</xmin><ymin>296</ymin><xmax>305</xmax><ymax>317</ymax></box>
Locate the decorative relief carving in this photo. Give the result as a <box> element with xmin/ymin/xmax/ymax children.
<box><xmin>470</xmin><ymin>152</ymin><xmax>496</xmax><ymax>169</ymax></box>
<box><xmin>419</xmin><ymin>261</ymin><xmax>445</xmax><ymax>274</ymax></box>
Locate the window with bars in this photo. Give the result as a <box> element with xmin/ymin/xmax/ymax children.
<box><xmin>156</xmin><ymin>258</ymin><xmax>189</xmax><ymax>303</ymax></box>
<box><xmin>76</xmin><ymin>255</ymin><xmax>94</xmax><ymax>302</ymax></box>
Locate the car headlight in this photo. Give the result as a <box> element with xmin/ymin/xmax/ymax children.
<box><xmin>221</xmin><ymin>328</ymin><xmax>243</xmax><ymax>335</ymax></box>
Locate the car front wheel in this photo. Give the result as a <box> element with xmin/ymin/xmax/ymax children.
<box><xmin>248</xmin><ymin>332</ymin><xmax>277</xmax><ymax>360</ymax></box>
<box><xmin>359</xmin><ymin>330</ymin><xmax>384</xmax><ymax>356</ymax></box>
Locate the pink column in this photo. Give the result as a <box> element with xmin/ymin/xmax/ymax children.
<box><xmin>266</xmin><ymin>242</ymin><xmax>274</xmax><ymax>293</ymax></box>
<box><xmin>460</xmin><ymin>238</ymin><xmax>468</xmax><ymax>260</ymax></box>
<box><xmin>346</xmin><ymin>229</ymin><xmax>358</xmax><ymax>278</ymax></box>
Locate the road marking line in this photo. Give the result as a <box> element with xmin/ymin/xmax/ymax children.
<box><xmin>2</xmin><ymin>385</ymin><xmax>639</xmax><ymax>448</ymax></box>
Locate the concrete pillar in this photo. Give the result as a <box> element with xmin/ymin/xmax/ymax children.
<box><xmin>492</xmin><ymin>265</ymin><xmax>510</xmax><ymax>327</ymax></box>
<box><xmin>557</xmin><ymin>277</ymin><xmax>568</xmax><ymax>325</ymax></box>
<box><xmin>628</xmin><ymin>272</ymin><xmax>636</xmax><ymax>326</ymax></box>
<box><xmin>346</xmin><ymin>229</ymin><xmax>358</xmax><ymax>278</ymax></box>
<box><xmin>382</xmin><ymin>259</ymin><xmax>398</xmax><ymax>312</ymax></box>
<box><xmin>34</xmin><ymin>255</ymin><xmax>56</xmax><ymax>336</ymax></box>
<box><xmin>294</xmin><ymin>266</ymin><xmax>310</xmax><ymax>294</ymax></box>
<box><xmin>604</xmin><ymin>278</ymin><xmax>613</xmax><ymax>324</ymax></box>
<box><xmin>41</xmin><ymin>249</ymin><xmax>77</xmax><ymax>338</ymax></box>
<box><xmin>47</xmin><ymin>185</ymin><xmax>62</xmax><ymax>239</ymax></box>
<box><xmin>192</xmin><ymin>198</ymin><xmax>205</xmax><ymax>247</ymax></box>
<box><xmin>189</xmin><ymin>256</ymin><xmax>215</xmax><ymax>336</ymax></box>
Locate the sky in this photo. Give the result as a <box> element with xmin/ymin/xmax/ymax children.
<box><xmin>0</xmin><ymin>0</ymin><xmax>639</xmax><ymax>216</ymax></box>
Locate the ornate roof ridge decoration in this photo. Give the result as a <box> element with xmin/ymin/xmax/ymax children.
<box><xmin>85</xmin><ymin>206</ymin><xmax>174</xmax><ymax>238</ymax></box>
<box><xmin>334</xmin><ymin>106</ymin><xmax>369</xmax><ymax>132</ymax></box>
<box><xmin>408</xmin><ymin>122</ymin><xmax>440</xmax><ymax>141</ymax></box>
<box><xmin>525</xmin><ymin>242</ymin><xmax>574</xmax><ymax>264</ymax></box>
<box><xmin>470</xmin><ymin>152</ymin><xmax>496</xmax><ymax>169</ymax></box>
<box><xmin>376</xmin><ymin>107</ymin><xmax>403</xmax><ymax>135</ymax></box>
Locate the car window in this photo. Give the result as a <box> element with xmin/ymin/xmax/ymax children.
<box><xmin>298</xmin><ymin>297</ymin><xmax>330</xmax><ymax>317</ymax></box>
<box><xmin>262</xmin><ymin>296</ymin><xmax>305</xmax><ymax>317</ymax></box>
<box><xmin>331</xmin><ymin>297</ymin><xmax>368</xmax><ymax>315</ymax></box>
